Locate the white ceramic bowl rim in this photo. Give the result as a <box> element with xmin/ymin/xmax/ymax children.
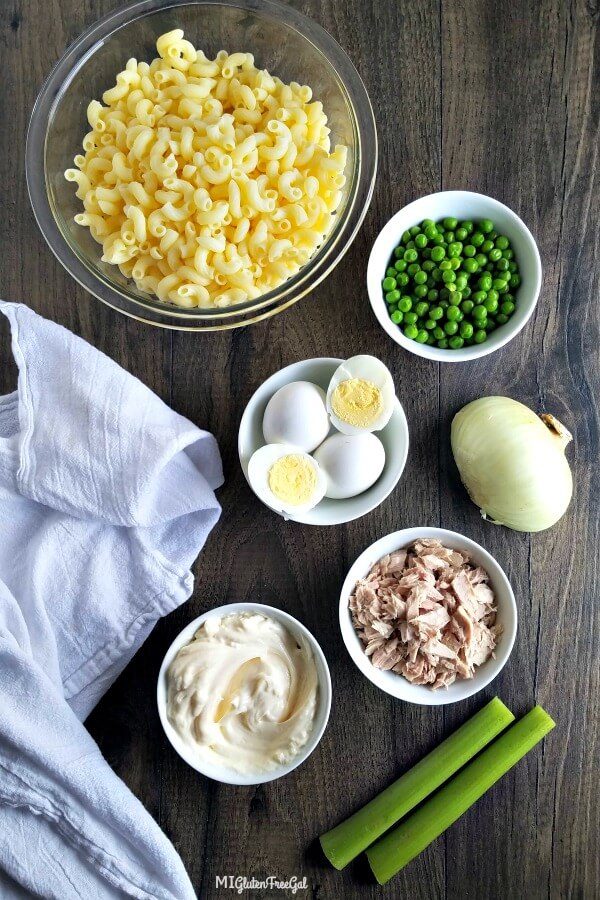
<box><xmin>237</xmin><ymin>357</ymin><xmax>410</xmax><ymax>526</ymax></box>
<box><xmin>367</xmin><ymin>190</ymin><xmax>542</xmax><ymax>362</ymax></box>
<box><xmin>339</xmin><ymin>527</ymin><xmax>517</xmax><ymax>705</ymax></box>
<box><xmin>157</xmin><ymin>602</ymin><xmax>332</xmax><ymax>785</ymax></box>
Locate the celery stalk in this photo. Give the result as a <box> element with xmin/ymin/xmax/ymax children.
<box><xmin>320</xmin><ymin>697</ymin><xmax>514</xmax><ymax>870</ymax></box>
<box><xmin>367</xmin><ymin>705</ymin><xmax>555</xmax><ymax>884</ymax></box>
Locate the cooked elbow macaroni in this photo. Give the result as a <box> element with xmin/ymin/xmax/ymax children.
<box><xmin>65</xmin><ymin>30</ymin><xmax>348</xmax><ymax>308</ymax></box>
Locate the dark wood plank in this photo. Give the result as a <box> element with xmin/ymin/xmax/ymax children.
<box><xmin>0</xmin><ymin>0</ymin><xmax>598</xmax><ymax>898</ymax></box>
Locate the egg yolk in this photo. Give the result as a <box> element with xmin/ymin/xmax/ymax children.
<box><xmin>331</xmin><ymin>378</ymin><xmax>383</xmax><ymax>428</ymax></box>
<box><xmin>268</xmin><ymin>454</ymin><xmax>318</xmax><ymax>506</ymax></box>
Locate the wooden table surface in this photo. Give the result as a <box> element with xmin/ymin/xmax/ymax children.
<box><xmin>1</xmin><ymin>0</ymin><xmax>598</xmax><ymax>897</ymax></box>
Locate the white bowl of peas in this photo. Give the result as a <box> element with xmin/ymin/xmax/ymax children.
<box><xmin>367</xmin><ymin>191</ymin><xmax>542</xmax><ymax>362</ymax></box>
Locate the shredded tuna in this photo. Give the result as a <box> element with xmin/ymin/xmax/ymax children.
<box><xmin>349</xmin><ymin>539</ymin><xmax>501</xmax><ymax>690</ymax></box>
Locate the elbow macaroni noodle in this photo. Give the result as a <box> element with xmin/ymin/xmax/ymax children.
<box><xmin>65</xmin><ymin>30</ymin><xmax>348</xmax><ymax>308</ymax></box>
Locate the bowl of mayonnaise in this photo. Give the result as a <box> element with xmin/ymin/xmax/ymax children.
<box><xmin>157</xmin><ymin>603</ymin><xmax>332</xmax><ymax>785</ymax></box>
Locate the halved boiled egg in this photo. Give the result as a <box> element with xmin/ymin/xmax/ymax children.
<box><xmin>326</xmin><ymin>355</ymin><xmax>396</xmax><ymax>435</ymax></box>
<box><xmin>247</xmin><ymin>444</ymin><xmax>327</xmax><ymax>516</ymax></box>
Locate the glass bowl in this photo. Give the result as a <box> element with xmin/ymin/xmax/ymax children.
<box><xmin>26</xmin><ymin>0</ymin><xmax>377</xmax><ymax>330</ymax></box>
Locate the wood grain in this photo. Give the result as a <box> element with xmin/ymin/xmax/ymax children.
<box><xmin>1</xmin><ymin>0</ymin><xmax>598</xmax><ymax>897</ymax></box>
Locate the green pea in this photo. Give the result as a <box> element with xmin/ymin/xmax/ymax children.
<box><xmin>486</xmin><ymin>289</ymin><xmax>499</xmax><ymax>304</ymax></box>
<box><xmin>489</xmin><ymin>248</ymin><xmax>502</xmax><ymax>262</ymax></box>
<box><xmin>401</xmin><ymin>230</ymin><xmax>412</xmax><ymax>243</ymax></box>
<box><xmin>455</xmin><ymin>227</ymin><xmax>468</xmax><ymax>241</ymax></box>
<box><xmin>463</xmin><ymin>258</ymin><xmax>479</xmax><ymax>273</ymax></box>
<box><xmin>448</xmin><ymin>292</ymin><xmax>461</xmax><ymax>306</ymax></box>
<box><xmin>485</xmin><ymin>317</ymin><xmax>496</xmax><ymax>330</ymax></box>
<box><xmin>415</xmin><ymin>301</ymin><xmax>429</xmax><ymax>317</ymax></box>
<box><xmin>461</xmin><ymin>220</ymin><xmax>474</xmax><ymax>233</ymax></box>
<box><xmin>501</xmin><ymin>300</ymin><xmax>515</xmax><ymax>315</ymax></box>
<box><xmin>439</xmin><ymin>260</ymin><xmax>452</xmax><ymax>271</ymax></box>
<box><xmin>484</xmin><ymin>296</ymin><xmax>499</xmax><ymax>313</ymax></box>
<box><xmin>502</xmin><ymin>248</ymin><xmax>514</xmax><ymax>260</ymax></box>
<box><xmin>444</xmin><ymin>320</ymin><xmax>459</xmax><ymax>335</ymax></box>
<box><xmin>481</xmin><ymin>239</ymin><xmax>494</xmax><ymax>254</ymax></box>
<box><xmin>463</xmin><ymin>244</ymin><xmax>476</xmax><ymax>258</ymax></box>
<box><xmin>460</xmin><ymin>321</ymin><xmax>474</xmax><ymax>339</ymax></box>
<box><xmin>415</xmin><ymin>329</ymin><xmax>429</xmax><ymax>344</ymax></box>
<box><xmin>455</xmin><ymin>274</ymin><xmax>468</xmax><ymax>291</ymax></box>
<box><xmin>424</xmin><ymin>318</ymin><xmax>436</xmax><ymax>330</ymax></box>
<box><xmin>397</xmin><ymin>272</ymin><xmax>409</xmax><ymax>287</ymax></box>
<box><xmin>475</xmin><ymin>253</ymin><xmax>487</xmax><ymax>267</ymax></box>
<box><xmin>493</xmin><ymin>277</ymin><xmax>508</xmax><ymax>291</ymax></box>
<box><xmin>489</xmin><ymin>231</ymin><xmax>498</xmax><ymax>241</ymax></box>
<box><xmin>404</xmin><ymin>248</ymin><xmax>418</xmax><ymax>262</ymax></box>
<box><xmin>496</xmin><ymin>258</ymin><xmax>510</xmax><ymax>272</ymax></box>
<box><xmin>474</xmin><ymin>329</ymin><xmax>487</xmax><ymax>344</ymax></box>
<box><xmin>431</xmin><ymin>232</ymin><xmax>445</xmax><ymax>245</ymax></box>
<box><xmin>406</xmin><ymin>240</ymin><xmax>416</xmax><ymax>249</ymax></box>
<box><xmin>399</xmin><ymin>296</ymin><xmax>413</xmax><ymax>312</ymax></box>
<box><xmin>422</xmin><ymin>218</ymin><xmax>435</xmax><ymax>227</ymax></box>
<box><xmin>462</xmin><ymin>285</ymin><xmax>472</xmax><ymax>298</ymax></box>
<box><xmin>404</xmin><ymin>324</ymin><xmax>418</xmax><ymax>339</ymax></box>
<box><xmin>433</xmin><ymin>326</ymin><xmax>445</xmax><ymax>340</ymax></box>
<box><xmin>444</xmin><ymin>231</ymin><xmax>455</xmax><ymax>243</ymax></box>
<box><xmin>449</xmin><ymin>335</ymin><xmax>464</xmax><ymax>349</ymax></box>
<box><xmin>404</xmin><ymin>311</ymin><xmax>418</xmax><ymax>325</ymax></box>
<box><xmin>485</xmin><ymin>263</ymin><xmax>494</xmax><ymax>272</ymax></box>
<box><xmin>414</xmin><ymin>284</ymin><xmax>429</xmax><ymax>298</ymax></box>
<box><xmin>443</xmin><ymin>217</ymin><xmax>458</xmax><ymax>230</ymax></box>
<box><xmin>496</xmin><ymin>313</ymin><xmax>509</xmax><ymax>325</ymax></box>
<box><xmin>503</xmin><ymin>292</ymin><xmax>514</xmax><ymax>303</ymax></box>
<box><xmin>431</xmin><ymin>245</ymin><xmax>446</xmax><ymax>262</ymax></box>
<box><xmin>386</xmin><ymin>267</ymin><xmax>396</xmax><ymax>278</ymax></box>
<box><xmin>508</xmin><ymin>261</ymin><xmax>518</xmax><ymax>273</ymax></box>
<box><xmin>422</xmin><ymin>260</ymin><xmax>436</xmax><ymax>272</ymax></box>
<box><xmin>385</xmin><ymin>289</ymin><xmax>401</xmax><ymax>304</ymax></box>
<box><xmin>382</xmin><ymin>276</ymin><xmax>396</xmax><ymax>291</ymax></box>
<box><xmin>414</xmin><ymin>233</ymin><xmax>428</xmax><ymax>249</ymax></box>
<box><xmin>471</xmin><ymin>231</ymin><xmax>484</xmax><ymax>248</ymax></box>
<box><xmin>437</xmin><ymin>338</ymin><xmax>449</xmax><ymax>349</ymax></box>
<box><xmin>425</xmin><ymin>224</ymin><xmax>438</xmax><ymax>240</ymax></box>
<box><xmin>461</xmin><ymin>299</ymin><xmax>474</xmax><ymax>314</ymax></box>
<box><xmin>394</xmin><ymin>258</ymin><xmax>408</xmax><ymax>272</ymax></box>
<box><xmin>432</xmin><ymin>267</ymin><xmax>442</xmax><ymax>281</ymax></box>
<box><xmin>495</xmin><ymin>235</ymin><xmax>509</xmax><ymax>250</ymax></box>
<box><xmin>414</xmin><ymin>270</ymin><xmax>428</xmax><ymax>284</ymax></box>
<box><xmin>472</xmin><ymin>290</ymin><xmax>487</xmax><ymax>304</ymax></box>
<box><xmin>480</xmin><ymin>218</ymin><xmax>494</xmax><ymax>233</ymax></box>
<box><xmin>448</xmin><ymin>241</ymin><xmax>463</xmax><ymax>258</ymax></box>
<box><xmin>410</xmin><ymin>225</ymin><xmax>421</xmax><ymax>237</ymax></box>
<box><xmin>427</xmin><ymin>335</ymin><xmax>436</xmax><ymax>346</ymax></box>
<box><xmin>509</xmin><ymin>273</ymin><xmax>521</xmax><ymax>288</ymax></box>
<box><xmin>393</xmin><ymin>246</ymin><xmax>404</xmax><ymax>258</ymax></box>
<box><xmin>449</xmin><ymin>257</ymin><xmax>461</xmax><ymax>270</ymax></box>
<box><xmin>427</xmin><ymin>289</ymin><xmax>439</xmax><ymax>303</ymax></box>
<box><xmin>478</xmin><ymin>274</ymin><xmax>493</xmax><ymax>291</ymax></box>
<box><xmin>407</xmin><ymin>262</ymin><xmax>420</xmax><ymax>276</ymax></box>
<box><xmin>442</xmin><ymin>270</ymin><xmax>456</xmax><ymax>284</ymax></box>
<box><xmin>473</xmin><ymin>304</ymin><xmax>487</xmax><ymax>319</ymax></box>
<box><xmin>430</xmin><ymin>306</ymin><xmax>444</xmax><ymax>321</ymax></box>
<box><xmin>391</xmin><ymin>310</ymin><xmax>403</xmax><ymax>325</ymax></box>
<box><xmin>446</xmin><ymin>305</ymin><xmax>460</xmax><ymax>321</ymax></box>
<box><xmin>439</xmin><ymin>300</ymin><xmax>449</xmax><ymax>309</ymax></box>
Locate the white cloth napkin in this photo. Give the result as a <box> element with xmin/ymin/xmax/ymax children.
<box><xmin>0</xmin><ymin>301</ymin><xmax>223</xmax><ymax>898</ymax></box>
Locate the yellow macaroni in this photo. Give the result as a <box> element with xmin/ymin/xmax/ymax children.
<box><xmin>65</xmin><ymin>30</ymin><xmax>348</xmax><ymax>308</ymax></box>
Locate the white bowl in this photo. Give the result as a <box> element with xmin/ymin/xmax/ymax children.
<box><xmin>238</xmin><ymin>357</ymin><xmax>409</xmax><ymax>525</ymax></box>
<box><xmin>157</xmin><ymin>603</ymin><xmax>332</xmax><ymax>785</ymax></box>
<box><xmin>339</xmin><ymin>527</ymin><xmax>517</xmax><ymax>705</ymax></box>
<box><xmin>367</xmin><ymin>191</ymin><xmax>542</xmax><ymax>362</ymax></box>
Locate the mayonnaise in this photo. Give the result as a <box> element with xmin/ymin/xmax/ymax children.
<box><xmin>166</xmin><ymin>613</ymin><xmax>318</xmax><ymax>774</ymax></box>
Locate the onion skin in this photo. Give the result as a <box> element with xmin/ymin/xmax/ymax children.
<box><xmin>451</xmin><ymin>396</ymin><xmax>573</xmax><ymax>533</ymax></box>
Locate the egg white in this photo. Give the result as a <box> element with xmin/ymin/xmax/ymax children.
<box><xmin>247</xmin><ymin>443</ymin><xmax>327</xmax><ymax>517</ymax></box>
<box><xmin>313</xmin><ymin>432</ymin><xmax>385</xmax><ymax>499</ymax></box>
<box><xmin>326</xmin><ymin>355</ymin><xmax>396</xmax><ymax>435</ymax></box>
<box><xmin>262</xmin><ymin>381</ymin><xmax>329</xmax><ymax>452</ymax></box>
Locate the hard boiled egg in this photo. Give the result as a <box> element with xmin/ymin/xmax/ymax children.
<box><xmin>313</xmin><ymin>433</ymin><xmax>385</xmax><ymax>499</ymax></box>
<box><xmin>262</xmin><ymin>381</ymin><xmax>330</xmax><ymax>452</ymax></box>
<box><xmin>247</xmin><ymin>443</ymin><xmax>327</xmax><ymax>516</ymax></box>
<box><xmin>326</xmin><ymin>355</ymin><xmax>395</xmax><ymax>435</ymax></box>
